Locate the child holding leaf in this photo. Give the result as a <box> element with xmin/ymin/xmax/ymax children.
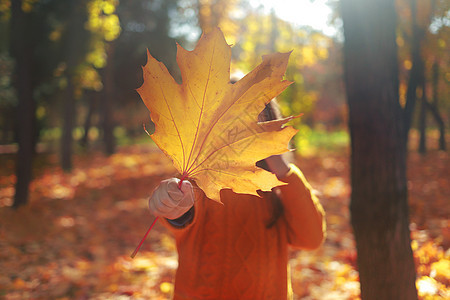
<box><xmin>137</xmin><ymin>28</ymin><xmax>325</xmax><ymax>299</ymax></box>
<box><xmin>148</xmin><ymin>101</ymin><xmax>326</xmax><ymax>299</ymax></box>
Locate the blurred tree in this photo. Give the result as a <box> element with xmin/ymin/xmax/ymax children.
<box><xmin>3</xmin><ymin>0</ymin><xmax>122</xmax><ymax>203</ymax></box>
<box><xmin>416</xmin><ymin>0</ymin><xmax>447</xmax><ymax>152</ymax></box>
<box><xmin>6</xmin><ymin>0</ymin><xmax>71</xmax><ymax>206</ymax></box>
<box><xmin>429</xmin><ymin>60</ymin><xmax>446</xmax><ymax>151</ymax></box>
<box><xmin>84</xmin><ymin>0</ymin><xmax>121</xmax><ymax>156</ymax></box>
<box><xmin>403</xmin><ymin>0</ymin><xmax>427</xmax><ymax>145</ymax></box>
<box><xmin>23</xmin><ymin>0</ymin><xmax>121</xmax><ymax>170</ymax></box>
<box><xmin>0</xmin><ymin>54</ymin><xmax>16</xmax><ymax>144</ymax></box>
<box><xmin>307</xmin><ymin>39</ymin><xmax>346</xmax><ymax>130</ymax></box>
<box><xmin>99</xmin><ymin>43</ymin><xmax>116</xmax><ymax>155</ymax></box>
<box><xmin>9</xmin><ymin>0</ymin><xmax>36</xmax><ymax>207</ymax></box>
<box><xmin>112</xmin><ymin>0</ymin><xmax>180</xmax><ymax>139</ymax></box>
<box><xmin>341</xmin><ymin>0</ymin><xmax>418</xmax><ymax>299</ymax></box>
<box><xmin>80</xmin><ymin>90</ymin><xmax>98</xmax><ymax>148</ymax></box>
<box><xmin>397</xmin><ymin>0</ymin><xmax>448</xmax><ymax>152</ymax></box>
<box><xmin>1</xmin><ymin>0</ymin><xmax>195</xmax><ymax>206</ymax></box>
<box><xmin>60</xmin><ymin>0</ymin><xmax>90</xmax><ymax>171</ymax></box>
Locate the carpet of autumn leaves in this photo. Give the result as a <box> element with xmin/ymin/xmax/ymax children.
<box><xmin>0</xmin><ymin>133</ymin><xmax>449</xmax><ymax>299</ymax></box>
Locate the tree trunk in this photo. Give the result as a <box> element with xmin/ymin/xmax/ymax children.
<box><xmin>10</xmin><ymin>0</ymin><xmax>36</xmax><ymax>208</ymax></box>
<box><xmin>418</xmin><ymin>84</ymin><xmax>427</xmax><ymax>154</ymax></box>
<box><xmin>60</xmin><ymin>7</ymin><xmax>76</xmax><ymax>171</ymax></box>
<box><xmin>61</xmin><ymin>78</ymin><xmax>76</xmax><ymax>171</ymax></box>
<box><xmin>404</xmin><ymin>0</ymin><xmax>425</xmax><ymax>148</ymax></box>
<box><xmin>423</xmin><ymin>100</ymin><xmax>447</xmax><ymax>152</ymax></box>
<box><xmin>341</xmin><ymin>0</ymin><xmax>418</xmax><ymax>299</ymax></box>
<box><xmin>419</xmin><ymin>61</ymin><xmax>447</xmax><ymax>153</ymax></box>
<box><xmin>431</xmin><ymin>61</ymin><xmax>446</xmax><ymax>151</ymax></box>
<box><xmin>100</xmin><ymin>43</ymin><xmax>116</xmax><ymax>155</ymax></box>
<box><xmin>80</xmin><ymin>91</ymin><xmax>96</xmax><ymax>148</ymax></box>
<box><xmin>60</xmin><ymin>1</ymin><xmax>87</xmax><ymax>170</ymax></box>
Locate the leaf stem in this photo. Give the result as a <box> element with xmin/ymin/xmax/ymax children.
<box><xmin>130</xmin><ymin>216</ymin><xmax>159</xmax><ymax>258</ymax></box>
<box><xmin>178</xmin><ymin>173</ymin><xmax>188</xmax><ymax>189</ymax></box>
<box><xmin>131</xmin><ymin>177</ymin><xmax>186</xmax><ymax>259</ymax></box>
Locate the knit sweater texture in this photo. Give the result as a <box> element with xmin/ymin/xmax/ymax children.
<box><xmin>163</xmin><ymin>164</ymin><xmax>326</xmax><ymax>300</ymax></box>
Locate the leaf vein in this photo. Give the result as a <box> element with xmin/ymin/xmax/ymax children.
<box><xmin>184</xmin><ymin>39</ymin><xmax>217</xmax><ymax>174</ymax></box>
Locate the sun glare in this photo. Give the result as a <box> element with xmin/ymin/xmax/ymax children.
<box><xmin>250</xmin><ymin>0</ymin><xmax>337</xmax><ymax>36</ymax></box>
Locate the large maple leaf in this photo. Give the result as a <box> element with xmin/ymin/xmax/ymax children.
<box><xmin>137</xmin><ymin>28</ymin><xmax>297</xmax><ymax>202</ymax></box>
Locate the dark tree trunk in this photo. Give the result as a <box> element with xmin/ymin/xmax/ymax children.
<box><xmin>431</xmin><ymin>61</ymin><xmax>446</xmax><ymax>151</ymax></box>
<box><xmin>10</xmin><ymin>0</ymin><xmax>36</xmax><ymax>208</ymax></box>
<box><xmin>341</xmin><ymin>0</ymin><xmax>418</xmax><ymax>299</ymax></box>
<box><xmin>80</xmin><ymin>91</ymin><xmax>96</xmax><ymax>148</ymax></box>
<box><xmin>423</xmin><ymin>100</ymin><xmax>447</xmax><ymax>151</ymax></box>
<box><xmin>100</xmin><ymin>43</ymin><xmax>116</xmax><ymax>155</ymax></box>
<box><xmin>404</xmin><ymin>0</ymin><xmax>425</xmax><ymax>147</ymax></box>
<box><xmin>61</xmin><ymin>3</ymin><xmax>78</xmax><ymax>171</ymax></box>
<box><xmin>61</xmin><ymin>77</ymin><xmax>76</xmax><ymax>171</ymax></box>
<box><xmin>418</xmin><ymin>61</ymin><xmax>446</xmax><ymax>153</ymax></box>
<box><xmin>418</xmin><ymin>83</ymin><xmax>427</xmax><ymax>154</ymax></box>
<box><xmin>60</xmin><ymin>1</ymin><xmax>87</xmax><ymax>170</ymax></box>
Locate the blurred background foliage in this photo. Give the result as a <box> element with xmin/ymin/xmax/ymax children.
<box><xmin>0</xmin><ymin>0</ymin><xmax>448</xmax><ymax>158</ymax></box>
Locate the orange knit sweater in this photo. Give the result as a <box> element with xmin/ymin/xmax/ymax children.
<box><xmin>162</xmin><ymin>164</ymin><xmax>326</xmax><ymax>300</ymax></box>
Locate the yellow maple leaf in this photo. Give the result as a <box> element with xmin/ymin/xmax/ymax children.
<box><xmin>137</xmin><ymin>28</ymin><xmax>297</xmax><ymax>202</ymax></box>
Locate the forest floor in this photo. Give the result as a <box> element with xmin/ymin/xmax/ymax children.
<box><xmin>0</xmin><ymin>133</ymin><xmax>448</xmax><ymax>299</ymax></box>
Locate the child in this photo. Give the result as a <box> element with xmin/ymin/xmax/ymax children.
<box><xmin>149</xmin><ymin>101</ymin><xmax>326</xmax><ymax>299</ymax></box>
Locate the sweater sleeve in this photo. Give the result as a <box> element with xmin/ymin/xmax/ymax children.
<box><xmin>158</xmin><ymin>188</ymin><xmax>204</xmax><ymax>237</ymax></box>
<box><xmin>277</xmin><ymin>164</ymin><xmax>326</xmax><ymax>250</ymax></box>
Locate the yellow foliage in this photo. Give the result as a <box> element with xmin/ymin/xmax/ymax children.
<box><xmin>222</xmin><ymin>10</ymin><xmax>332</xmax><ymax>122</ymax></box>
<box><xmin>0</xmin><ymin>0</ymin><xmax>11</xmax><ymax>14</ymax></box>
<box><xmin>318</xmin><ymin>48</ymin><xmax>328</xmax><ymax>60</ymax></box>
<box><xmin>160</xmin><ymin>282</ymin><xmax>173</xmax><ymax>294</ymax></box>
<box><xmin>396</xmin><ymin>36</ymin><xmax>405</xmax><ymax>47</ymax></box>
<box><xmin>75</xmin><ymin>65</ymin><xmax>103</xmax><ymax>92</ymax></box>
<box><xmin>102</xmin><ymin>1</ymin><xmax>115</xmax><ymax>14</ymax></box>
<box><xmin>82</xmin><ymin>0</ymin><xmax>121</xmax><ymax>84</ymax></box>
<box><xmin>21</xmin><ymin>0</ymin><xmax>37</xmax><ymax>13</ymax></box>
<box><xmin>399</xmin><ymin>82</ymin><xmax>407</xmax><ymax>108</ymax></box>
<box><xmin>416</xmin><ymin>276</ymin><xmax>446</xmax><ymax>298</ymax></box>
<box><xmin>49</xmin><ymin>27</ymin><xmax>62</xmax><ymax>41</ymax></box>
<box><xmin>86</xmin><ymin>0</ymin><xmax>121</xmax><ymax>41</ymax></box>
<box><xmin>301</xmin><ymin>47</ymin><xmax>317</xmax><ymax>66</ymax></box>
<box><xmin>430</xmin><ymin>259</ymin><xmax>450</xmax><ymax>283</ymax></box>
<box><xmin>103</xmin><ymin>15</ymin><xmax>120</xmax><ymax>41</ymax></box>
<box><xmin>86</xmin><ymin>40</ymin><xmax>106</xmax><ymax>68</ymax></box>
<box><xmin>197</xmin><ymin>0</ymin><xmax>240</xmax><ymax>40</ymax></box>
<box><xmin>404</xmin><ymin>59</ymin><xmax>412</xmax><ymax>70</ymax></box>
<box><xmin>411</xmin><ymin>239</ymin><xmax>419</xmax><ymax>251</ymax></box>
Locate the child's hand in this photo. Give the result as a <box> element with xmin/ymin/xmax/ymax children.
<box><xmin>149</xmin><ymin>178</ymin><xmax>194</xmax><ymax>219</ymax></box>
<box><xmin>265</xmin><ymin>155</ymin><xmax>291</xmax><ymax>178</ymax></box>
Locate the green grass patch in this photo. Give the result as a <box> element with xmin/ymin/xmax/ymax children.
<box><xmin>294</xmin><ymin>125</ymin><xmax>349</xmax><ymax>156</ymax></box>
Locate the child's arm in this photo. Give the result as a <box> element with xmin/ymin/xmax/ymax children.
<box><xmin>266</xmin><ymin>156</ymin><xmax>326</xmax><ymax>249</ymax></box>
